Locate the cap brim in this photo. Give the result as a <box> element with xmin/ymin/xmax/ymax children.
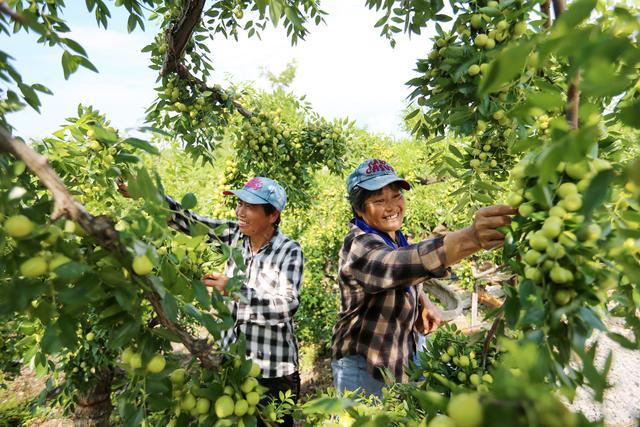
<box><xmin>222</xmin><ymin>189</ymin><xmax>271</xmax><ymax>205</ymax></box>
<box><xmin>357</xmin><ymin>175</ymin><xmax>411</xmax><ymax>191</ymax></box>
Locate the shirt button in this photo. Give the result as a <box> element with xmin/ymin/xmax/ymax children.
<box><xmin>257</xmin><ymin>351</ymin><xmax>264</xmax><ymax>358</ymax></box>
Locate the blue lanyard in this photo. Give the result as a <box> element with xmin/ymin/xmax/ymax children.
<box><xmin>352</xmin><ymin>217</ymin><xmax>411</xmax><ymax>293</ymax></box>
<box><xmin>353</xmin><ymin>217</ymin><xmax>409</xmax><ymax>249</ymax></box>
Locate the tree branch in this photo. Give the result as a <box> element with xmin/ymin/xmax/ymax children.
<box><xmin>550</xmin><ymin>0</ymin><xmax>580</xmax><ymax>130</ymax></box>
<box><xmin>482</xmin><ymin>311</ymin><xmax>503</xmax><ymax>370</ymax></box>
<box><xmin>567</xmin><ymin>73</ymin><xmax>580</xmax><ymax>130</ymax></box>
<box><xmin>551</xmin><ymin>0</ymin><xmax>565</xmax><ymax>18</ymax></box>
<box><xmin>415</xmin><ymin>176</ymin><xmax>447</xmax><ymax>186</ymax></box>
<box><xmin>541</xmin><ymin>1</ymin><xmax>551</xmax><ymax>28</ymax></box>
<box><xmin>0</xmin><ymin>128</ymin><xmax>220</xmax><ymax>369</ymax></box>
<box><xmin>161</xmin><ymin>0</ymin><xmax>252</xmax><ymax>119</ymax></box>
<box><xmin>162</xmin><ymin>0</ymin><xmax>206</xmax><ymax>75</ymax></box>
<box><xmin>0</xmin><ymin>2</ymin><xmax>24</xmax><ymax>23</ymax></box>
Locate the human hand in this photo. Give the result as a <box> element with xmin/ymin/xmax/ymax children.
<box><xmin>416</xmin><ymin>293</ymin><xmax>443</xmax><ymax>334</ymax></box>
<box><xmin>202</xmin><ymin>272</ymin><xmax>229</xmax><ymax>295</ymax></box>
<box><xmin>470</xmin><ymin>205</ymin><xmax>517</xmax><ymax>250</ymax></box>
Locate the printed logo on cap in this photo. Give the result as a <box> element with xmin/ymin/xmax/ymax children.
<box><xmin>244</xmin><ymin>178</ymin><xmax>264</xmax><ymax>190</ymax></box>
<box><xmin>364</xmin><ymin>159</ymin><xmax>395</xmax><ymax>175</ymax></box>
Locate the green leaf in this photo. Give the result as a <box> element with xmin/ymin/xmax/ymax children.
<box><xmin>61</xmin><ymin>51</ymin><xmax>79</xmax><ymax>80</ymax></box>
<box><xmin>526</xmin><ymin>91</ymin><xmax>564</xmax><ymax>110</ymax></box>
<box><xmin>181</xmin><ymin>193</ymin><xmax>197</xmax><ymax>210</ymax></box>
<box><xmin>162</xmin><ymin>293</ymin><xmax>178</xmax><ymax>323</ymax></box>
<box><xmin>61</xmin><ymin>38</ymin><xmax>88</xmax><ymax>56</ymax></box>
<box><xmin>555</xmin><ymin>0</ymin><xmax>597</xmax><ymax>31</ymax></box>
<box><xmin>302</xmin><ymin>397</ymin><xmax>354</xmax><ymax>415</ymax></box>
<box><xmin>269</xmin><ymin>0</ymin><xmax>283</xmax><ymax>26</ymax></box>
<box><xmin>618</xmin><ymin>99</ymin><xmax>640</xmax><ymax>128</ymax></box>
<box><xmin>580</xmin><ymin>169</ymin><xmax>613</xmax><ymax>218</ymax></box>
<box><xmin>18</xmin><ymin>83</ymin><xmax>41</xmax><ymax>111</ymax></box>
<box><xmin>192</xmin><ymin>279</ymin><xmax>211</xmax><ymax>309</ymax></box>
<box><xmin>121</xmin><ymin>137</ymin><xmax>160</xmax><ymax>155</ymax></box>
<box><xmin>478</xmin><ymin>41</ymin><xmax>531</xmax><ymax>95</ymax></box>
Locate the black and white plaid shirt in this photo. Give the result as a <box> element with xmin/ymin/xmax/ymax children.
<box><xmin>166</xmin><ymin>196</ymin><xmax>303</xmax><ymax>378</ymax></box>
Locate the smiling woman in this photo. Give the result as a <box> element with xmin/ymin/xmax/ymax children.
<box><xmin>331</xmin><ymin>158</ymin><xmax>516</xmax><ymax>397</ymax></box>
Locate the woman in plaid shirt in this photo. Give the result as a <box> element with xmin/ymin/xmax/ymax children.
<box><xmin>331</xmin><ymin>159</ymin><xmax>515</xmax><ymax>397</ymax></box>
<box><xmin>120</xmin><ymin>177</ymin><xmax>302</xmax><ymax>427</ymax></box>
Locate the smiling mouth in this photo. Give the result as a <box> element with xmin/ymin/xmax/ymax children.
<box><xmin>384</xmin><ymin>213</ymin><xmax>400</xmax><ymax>221</ymax></box>
<box><xmin>238</xmin><ymin>219</ymin><xmax>249</xmax><ymax>227</ymax></box>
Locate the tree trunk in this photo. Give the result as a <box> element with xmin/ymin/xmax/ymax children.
<box><xmin>73</xmin><ymin>369</ymin><xmax>113</xmax><ymax>427</ymax></box>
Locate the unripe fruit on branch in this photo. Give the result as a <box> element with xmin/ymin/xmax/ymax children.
<box><xmin>513</xmin><ymin>21</ymin><xmax>527</xmax><ymax>36</ymax></box>
<box><xmin>565</xmin><ymin>161</ymin><xmax>590</xmax><ymax>180</ymax></box>
<box><xmin>525</xmin><ymin>267</ymin><xmax>542</xmax><ymax>282</ymax></box>
<box><xmin>49</xmin><ymin>255</ymin><xmax>71</xmax><ymax>271</ymax></box>
<box><xmin>241</xmin><ymin>377</ymin><xmax>258</xmax><ymax>394</ymax></box>
<box><xmin>4</xmin><ymin>215</ymin><xmax>34</xmax><ymax>238</ymax></box>
<box><xmin>468</xmin><ymin>65</ymin><xmax>480</xmax><ymax>76</ymax></box>
<box><xmin>181</xmin><ymin>393</ymin><xmax>197</xmax><ymax>411</ymax></box>
<box><xmin>474</xmin><ymin>34</ymin><xmax>488</xmax><ymax>47</ymax></box>
<box><xmin>132</xmin><ymin>255</ymin><xmax>154</xmax><ymax>276</ymax></box>
<box><xmin>249</xmin><ymin>362</ymin><xmax>261</xmax><ymax>377</ymax></box>
<box><xmin>121</xmin><ymin>347</ymin><xmax>134</xmax><ymax>364</ymax></box>
<box><xmin>196</xmin><ymin>398</ymin><xmax>211</xmax><ymax>415</ymax></box>
<box><xmin>563</xmin><ymin>194</ymin><xmax>582</xmax><ymax>212</ymax></box>
<box><xmin>447</xmin><ymin>393</ymin><xmax>483</xmax><ymax>427</ymax></box>
<box><xmin>529</xmin><ymin>232</ymin><xmax>549</xmax><ymax>251</ymax></box>
<box><xmin>518</xmin><ymin>203</ymin><xmax>534</xmax><ymax>217</ymax></box>
<box><xmin>234</xmin><ymin>399</ymin><xmax>249</xmax><ymax>417</ymax></box>
<box><xmin>557</xmin><ymin>182</ymin><xmax>578</xmax><ymax>199</ymax></box>
<box><xmin>506</xmin><ymin>192</ymin><xmax>523</xmax><ymax>207</ymax></box>
<box><xmin>129</xmin><ymin>353</ymin><xmax>143</xmax><ymax>370</ymax></box>
<box><xmin>470</xmin><ymin>14</ymin><xmax>482</xmax><ymax>28</ymax></box>
<box><xmin>428</xmin><ymin>415</ymin><xmax>456</xmax><ymax>427</ymax></box>
<box><xmin>215</xmin><ymin>395</ymin><xmax>235</xmax><ymax>418</ymax></box>
<box><xmin>541</xmin><ymin>217</ymin><xmax>563</xmax><ymax>239</ymax></box>
<box><xmin>550</xmin><ymin>266</ymin><xmax>574</xmax><ymax>284</ymax></box>
<box><xmin>524</xmin><ymin>250</ymin><xmax>542</xmax><ymax>265</ymax></box>
<box><xmin>20</xmin><ymin>257</ymin><xmax>48</xmax><ymax>278</ymax></box>
<box><xmin>245</xmin><ymin>391</ymin><xmax>260</xmax><ymax>406</ymax></box>
<box><xmin>146</xmin><ymin>354</ymin><xmax>166</xmax><ymax>373</ymax></box>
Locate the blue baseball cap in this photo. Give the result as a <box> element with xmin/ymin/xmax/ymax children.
<box><xmin>347</xmin><ymin>159</ymin><xmax>411</xmax><ymax>195</ymax></box>
<box><xmin>223</xmin><ymin>177</ymin><xmax>287</xmax><ymax>212</ymax></box>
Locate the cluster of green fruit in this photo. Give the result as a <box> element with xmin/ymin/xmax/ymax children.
<box><xmin>121</xmin><ymin>347</ymin><xmax>167</xmax><ymax>373</ymax></box>
<box><xmin>2</xmin><ymin>214</ymin><xmax>75</xmax><ymax>278</ymax></box>
<box><xmin>410</xmin><ymin>325</ymin><xmax>500</xmax><ymax>392</ymax></box>
<box><xmin>165</xmin><ymin>360</ymin><xmax>266</xmax><ymax>425</ymax></box>
<box><xmin>506</xmin><ymin>157</ymin><xmax>616</xmax><ymax>306</ymax></box>
<box><xmin>226</xmin><ymin>110</ymin><xmax>347</xmax><ymax>207</ymax></box>
<box><xmin>409</xmin><ymin>3</ymin><xmax>535</xmax><ymax>178</ymax></box>
<box><xmin>159</xmin><ymin>78</ymin><xmax>227</xmax><ymax>129</ymax></box>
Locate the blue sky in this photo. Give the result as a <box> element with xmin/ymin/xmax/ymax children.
<box><xmin>5</xmin><ymin>1</ymin><xmax>437</xmax><ymax>140</ymax></box>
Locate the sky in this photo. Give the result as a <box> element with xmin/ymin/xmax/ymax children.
<box><xmin>4</xmin><ymin>1</ymin><xmax>437</xmax><ymax>140</ymax></box>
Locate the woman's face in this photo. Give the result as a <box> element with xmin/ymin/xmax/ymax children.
<box><xmin>358</xmin><ymin>184</ymin><xmax>405</xmax><ymax>237</ymax></box>
<box><xmin>235</xmin><ymin>200</ymin><xmax>279</xmax><ymax>237</ymax></box>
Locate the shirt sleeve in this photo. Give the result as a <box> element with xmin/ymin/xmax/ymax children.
<box><xmin>165</xmin><ymin>195</ymin><xmax>237</xmax><ymax>245</ymax></box>
<box><xmin>237</xmin><ymin>243</ymin><xmax>304</xmax><ymax>324</ymax></box>
<box><xmin>344</xmin><ymin>233</ymin><xmax>447</xmax><ymax>294</ymax></box>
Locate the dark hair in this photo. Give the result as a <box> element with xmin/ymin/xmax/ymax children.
<box><xmin>262</xmin><ymin>203</ymin><xmax>281</xmax><ymax>230</ymax></box>
<box><xmin>348</xmin><ymin>182</ymin><xmax>403</xmax><ymax>217</ymax></box>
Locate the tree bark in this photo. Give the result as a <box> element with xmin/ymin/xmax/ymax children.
<box><xmin>73</xmin><ymin>368</ymin><xmax>113</xmax><ymax>427</ymax></box>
